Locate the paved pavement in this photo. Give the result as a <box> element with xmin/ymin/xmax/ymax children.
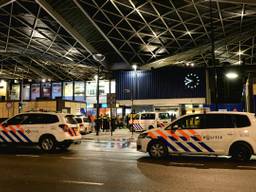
<box><xmin>82</xmin><ymin>128</ymin><xmax>139</xmax><ymax>142</ymax></box>
<box><xmin>1</xmin><ymin>132</ymin><xmax>256</xmax><ymax>192</ymax></box>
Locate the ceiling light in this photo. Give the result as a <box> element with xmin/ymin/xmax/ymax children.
<box><xmin>92</xmin><ymin>53</ymin><xmax>105</xmax><ymax>62</ymax></box>
<box><xmin>236</xmin><ymin>50</ymin><xmax>244</xmax><ymax>55</ymax></box>
<box><xmin>132</xmin><ymin>64</ymin><xmax>137</xmax><ymax>71</ymax></box>
<box><xmin>225</xmin><ymin>72</ymin><xmax>238</xmax><ymax>79</ymax></box>
<box><xmin>42</xmin><ymin>79</ymin><xmax>46</xmax><ymax>83</ymax></box>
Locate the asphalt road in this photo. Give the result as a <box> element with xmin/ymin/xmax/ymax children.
<box><xmin>1</xmin><ymin>138</ymin><xmax>256</xmax><ymax>192</ymax></box>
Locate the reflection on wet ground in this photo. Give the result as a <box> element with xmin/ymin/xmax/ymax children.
<box><xmin>81</xmin><ymin>139</ymin><xmax>137</xmax><ymax>152</ymax></box>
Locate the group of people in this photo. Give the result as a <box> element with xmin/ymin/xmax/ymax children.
<box><xmin>94</xmin><ymin>114</ymin><xmax>124</xmax><ymax>135</ymax></box>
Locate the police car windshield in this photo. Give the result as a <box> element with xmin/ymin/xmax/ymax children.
<box><xmin>65</xmin><ymin>115</ymin><xmax>77</xmax><ymax>124</ymax></box>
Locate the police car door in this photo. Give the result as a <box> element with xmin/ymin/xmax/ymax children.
<box><xmin>1</xmin><ymin>114</ymin><xmax>33</xmax><ymax>144</ymax></box>
<box><xmin>167</xmin><ymin>114</ymin><xmax>210</xmax><ymax>154</ymax></box>
<box><xmin>203</xmin><ymin>114</ymin><xmax>235</xmax><ymax>154</ymax></box>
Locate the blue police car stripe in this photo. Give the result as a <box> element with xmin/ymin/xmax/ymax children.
<box><xmin>0</xmin><ymin>134</ymin><xmax>7</xmax><ymax>142</ymax></box>
<box><xmin>198</xmin><ymin>142</ymin><xmax>215</xmax><ymax>152</ymax></box>
<box><xmin>180</xmin><ymin>136</ymin><xmax>188</xmax><ymax>141</ymax></box>
<box><xmin>168</xmin><ymin>136</ymin><xmax>177</xmax><ymax>141</ymax></box>
<box><xmin>191</xmin><ymin>136</ymin><xmax>200</xmax><ymax>141</ymax></box>
<box><xmin>158</xmin><ymin>137</ymin><xmax>178</xmax><ymax>152</ymax></box>
<box><xmin>175</xmin><ymin>142</ymin><xmax>191</xmax><ymax>152</ymax></box>
<box><xmin>186</xmin><ymin>142</ymin><xmax>203</xmax><ymax>152</ymax></box>
<box><xmin>2</xmin><ymin>131</ymin><xmax>16</xmax><ymax>142</ymax></box>
<box><xmin>190</xmin><ymin>135</ymin><xmax>214</xmax><ymax>152</ymax></box>
<box><xmin>17</xmin><ymin>130</ymin><xmax>32</xmax><ymax>143</ymax></box>
<box><xmin>9</xmin><ymin>131</ymin><xmax>24</xmax><ymax>143</ymax></box>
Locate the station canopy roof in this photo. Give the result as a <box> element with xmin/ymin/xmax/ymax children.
<box><xmin>0</xmin><ymin>0</ymin><xmax>256</xmax><ymax>80</ymax></box>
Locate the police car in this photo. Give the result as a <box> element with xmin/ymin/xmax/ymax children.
<box><xmin>131</xmin><ymin>112</ymin><xmax>171</xmax><ymax>132</ymax></box>
<box><xmin>137</xmin><ymin>112</ymin><xmax>256</xmax><ymax>161</ymax></box>
<box><xmin>0</xmin><ymin>112</ymin><xmax>81</xmax><ymax>152</ymax></box>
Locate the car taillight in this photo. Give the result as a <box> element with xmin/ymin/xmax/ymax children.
<box><xmin>59</xmin><ymin>124</ymin><xmax>69</xmax><ymax>132</ymax></box>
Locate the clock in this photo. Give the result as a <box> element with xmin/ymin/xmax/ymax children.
<box><xmin>184</xmin><ymin>73</ymin><xmax>200</xmax><ymax>89</ymax></box>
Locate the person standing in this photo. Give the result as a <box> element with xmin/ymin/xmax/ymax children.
<box><xmin>103</xmin><ymin>114</ymin><xmax>109</xmax><ymax>132</ymax></box>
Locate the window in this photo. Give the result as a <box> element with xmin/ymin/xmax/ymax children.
<box><xmin>74</xmin><ymin>81</ymin><xmax>85</xmax><ymax>101</ymax></box>
<box><xmin>22</xmin><ymin>84</ymin><xmax>30</xmax><ymax>100</ymax></box>
<box><xmin>65</xmin><ymin>115</ymin><xmax>77</xmax><ymax>124</ymax></box>
<box><xmin>7</xmin><ymin>114</ymin><xmax>28</xmax><ymax>125</ymax></box>
<box><xmin>75</xmin><ymin>118</ymin><xmax>82</xmax><ymax>123</ymax></box>
<box><xmin>204</xmin><ymin>114</ymin><xmax>235</xmax><ymax>128</ymax></box>
<box><xmin>52</xmin><ymin>82</ymin><xmax>62</xmax><ymax>99</ymax></box>
<box><xmin>41</xmin><ymin>83</ymin><xmax>51</xmax><ymax>98</ymax></box>
<box><xmin>10</xmin><ymin>84</ymin><xmax>20</xmax><ymax>100</ymax></box>
<box><xmin>63</xmin><ymin>82</ymin><xmax>73</xmax><ymax>100</ymax></box>
<box><xmin>141</xmin><ymin>113</ymin><xmax>155</xmax><ymax>120</ymax></box>
<box><xmin>21</xmin><ymin>114</ymin><xmax>59</xmax><ymax>124</ymax></box>
<box><xmin>31</xmin><ymin>84</ymin><xmax>40</xmax><ymax>100</ymax></box>
<box><xmin>233</xmin><ymin>115</ymin><xmax>251</xmax><ymax>128</ymax></box>
<box><xmin>170</xmin><ymin>115</ymin><xmax>203</xmax><ymax>129</ymax></box>
<box><xmin>159</xmin><ymin>113</ymin><xmax>170</xmax><ymax>120</ymax></box>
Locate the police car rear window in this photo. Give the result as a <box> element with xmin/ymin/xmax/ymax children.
<box><xmin>233</xmin><ymin>114</ymin><xmax>251</xmax><ymax>128</ymax></box>
<box><xmin>65</xmin><ymin>115</ymin><xmax>77</xmax><ymax>124</ymax></box>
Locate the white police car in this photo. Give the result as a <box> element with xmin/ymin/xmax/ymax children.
<box><xmin>0</xmin><ymin>112</ymin><xmax>81</xmax><ymax>152</ymax></box>
<box><xmin>137</xmin><ymin>112</ymin><xmax>256</xmax><ymax>161</ymax></box>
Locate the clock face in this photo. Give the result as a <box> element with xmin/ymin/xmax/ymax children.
<box><xmin>184</xmin><ymin>73</ymin><xmax>200</xmax><ymax>89</ymax></box>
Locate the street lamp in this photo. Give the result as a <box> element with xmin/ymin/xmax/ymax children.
<box><xmin>131</xmin><ymin>64</ymin><xmax>137</xmax><ymax>135</ymax></box>
<box><xmin>93</xmin><ymin>53</ymin><xmax>105</xmax><ymax>136</ymax></box>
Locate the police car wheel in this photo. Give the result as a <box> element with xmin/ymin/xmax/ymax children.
<box><xmin>39</xmin><ymin>136</ymin><xmax>56</xmax><ymax>153</ymax></box>
<box><xmin>148</xmin><ymin>141</ymin><xmax>168</xmax><ymax>159</ymax></box>
<box><xmin>231</xmin><ymin>144</ymin><xmax>252</xmax><ymax>162</ymax></box>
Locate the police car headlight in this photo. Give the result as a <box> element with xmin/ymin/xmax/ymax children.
<box><xmin>138</xmin><ymin>133</ymin><xmax>148</xmax><ymax>139</ymax></box>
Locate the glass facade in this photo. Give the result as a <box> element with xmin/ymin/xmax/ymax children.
<box><xmin>8</xmin><ymin>80</ymin><xmax>116</xmax><ymax>105</ymax></box>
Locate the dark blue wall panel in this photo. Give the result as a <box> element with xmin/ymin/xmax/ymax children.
<box><xmin>115</xmin><ymin>67</ymin><xmax>205</xmax><ymax>100</ymax></box>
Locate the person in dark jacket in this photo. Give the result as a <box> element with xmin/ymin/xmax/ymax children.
<box><xmin>110</xmin><ymin>116</ymin><xmax>117</xmax><ymax>132</ymax></box>
<box><xmin>103</xmin><ymin>114</ymin><xmax>110</xmax><ymax>132</ymax></box>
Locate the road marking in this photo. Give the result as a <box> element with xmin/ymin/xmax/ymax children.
<box><xmin>61</xmin><ymin>156</ymin><xmax>88</xmax><ymax>160</ymax></box>
<box><xmin>16</xmin><ymin>154</ymin><xmax>40</xmax><ymax>158</ymax></box>
<box><xmin>168</xmin><ymin>162</ymin><xmax>205</xmax><ymax>167</ymax></box>
<box><xmin>237</xmin><ymin>165</ymin><xmax>256</xmax><ymax>169</ymax></box>
<box><xmin>61</xmin><ymin>180</ymin><xmax>104</xmax><ymax>186</ymax></box>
